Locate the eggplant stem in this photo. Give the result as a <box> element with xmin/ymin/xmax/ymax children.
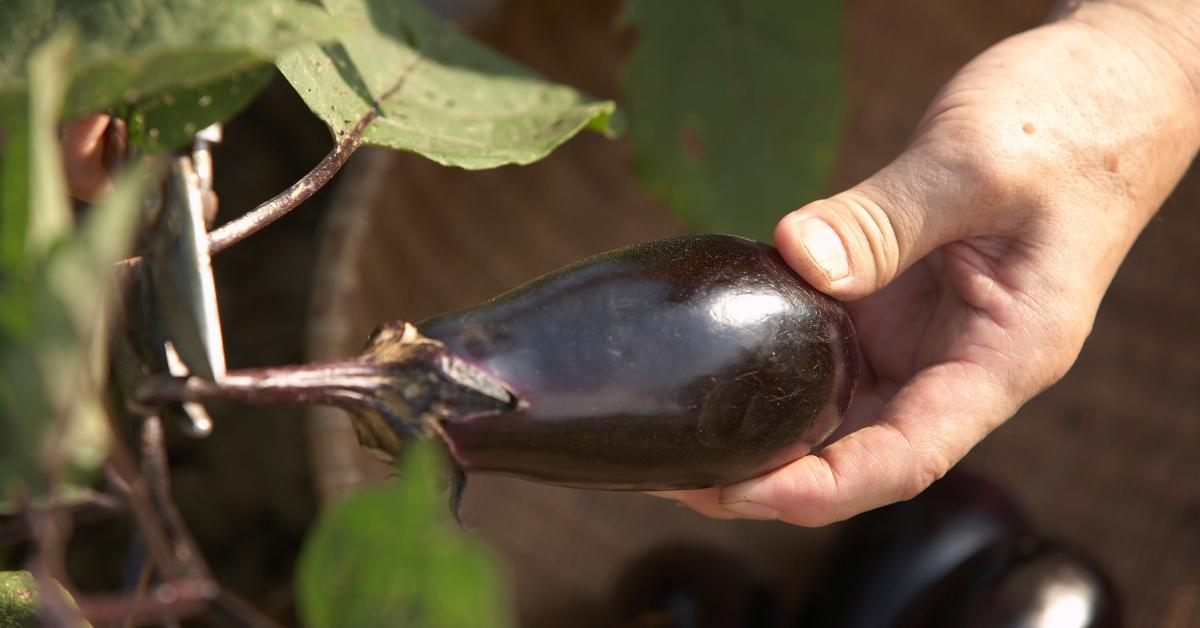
<box><xmin>132</xmin><ymin>325</ymin><xmax>517</xmax><ymax>461</ymax></box>
<box><xmin>135</xmin><ymin>360</ymin><xmax>388</xmax><ymax>409</ymax></box>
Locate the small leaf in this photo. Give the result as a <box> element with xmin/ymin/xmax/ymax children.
<box><xmin>622</xmin><ymin>0</ymin><xmax>846</xmax><ymax>241</ymax></box>
<box><xmin>278</xmin><ymin>0</ymin><xmax>616</xmax><ymax>169</ymax></box>
<box><xmin>297</xmin><ymin>444</ymin><xmax>512</xmax><ymax>628</ymax></box>
<box><xmin>25</xmin><ymin>31</ymin><xmax>74</xmax><ymax>256</ymax></box>
<box><xmin>0</xmin><ymin>571</ymin><xmax>90</xmax><ymax>628</ymax></box>
<box><xmin>0</xmin><ymin>571</ymin><xmax>37</xmax><ymax>628</ymax></box>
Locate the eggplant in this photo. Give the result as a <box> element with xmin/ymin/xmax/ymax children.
<box><xmin>795</xmin><ymin>471</ymin><xmax>1032</xmax><ymax>628</ymax></box>
<box><xmin>795</xmin><ymin>471</ymin><xmax>1121</xmax><ymax>628</ymax></box>
<box><xmin>138</xmin><ymin>234</ymin><xmax>859</xmax><ymax>490</ymax></box>
<box><xmin>419</xmin><ymin>234</ymin><xmax>858</xmax><ymax>488</ymax></box>
<box><xmin>609</xmin><ymin>543</ymin><xmax>782</xmax><ymax>628</ymax></box>
<box><xmin>952</xmin><ymin>540</ymin><xmax>1121</xmax><ymax>628</ymax></box>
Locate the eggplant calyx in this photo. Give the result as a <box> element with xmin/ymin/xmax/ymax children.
<box><xmin>133</xmin><ymin>322</ymin><xmax>519</xmax><ymax>459</ymax></box>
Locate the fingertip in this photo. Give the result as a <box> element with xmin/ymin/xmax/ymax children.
<box><xmin>775</xmin><ymin>205</ymin><xmax>864</xmax><ymax>300</ymax></box>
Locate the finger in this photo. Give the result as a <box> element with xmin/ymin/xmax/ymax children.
<box><xmin>61</xmin><ymin>114</ymin><xmax>113</xmax><ymax>203</ymax></box>
<box><xmin>717</xmin><ymin>359</ymin><xmax>1016</xmax><ymax>526</ymax></box>
<box><xmin>775</xmin><ymin>139</ymin><xmax>995</xmax><ymax>300</ymax></box>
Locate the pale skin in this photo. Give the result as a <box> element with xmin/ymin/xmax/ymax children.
<box><xmin>655</xmin><ymin>0</ymin><xmax>1200</xmax><ymax>525</ymax></box>
<box><xmin>64</xmin><ymin>2</ymin><xmax>1199</xmax><ymax>526</ymax></box>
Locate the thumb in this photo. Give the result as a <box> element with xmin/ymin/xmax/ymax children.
<box><xmin>776</xmin><ymin>147</ymin><xmax>980</xmax><ymax>300</ymax></box>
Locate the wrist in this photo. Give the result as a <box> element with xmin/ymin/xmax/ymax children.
<box><xmin>1057</xmin><ymin>1</ymin><xmax>1200</xmax><ymax>113</ymax></box>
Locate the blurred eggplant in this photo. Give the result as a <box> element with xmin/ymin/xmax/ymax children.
<box><xmin>610</xmin><ymin>543</ymin><xmax>781</xmax><ymax>628</ymax></box>
<box><xmin>795</xmin><ymin>472</ymin><xmax>1120</xmax><ymax>628</ymax></box>
<box><xmin>795</xmin><ymin>471</ymin><xmax>1031</xmax><ymax>628</ymax></box>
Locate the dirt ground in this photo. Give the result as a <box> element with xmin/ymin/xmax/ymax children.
<box><xmin>196</xmin><ymin>1</ymin><xmax>1199</xmax><ymax>626</ymax></box>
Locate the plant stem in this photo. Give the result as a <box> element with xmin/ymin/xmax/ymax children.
<box><xmin>0</xmin><ymin>492</ymin><xmax>122</xmax><ymax>547</ymax></box>
<box><xmin>138</xmin><ymin>415</ymin><xmax>211</xmax><ymax>581</ymax></box>
<box><xmin>206</xmin><ymin>132</ymin><xmax>362</xmax><ymax>254</ymax></box>
<box><xmin>75</xmin><ymin>580</ymin><xmax>216</xmax><ymax>625</ymax></box>
<box><xmin>212</xmin><ymin>590</ymin><xmax>286</xmax><ymax>628</ymax></box>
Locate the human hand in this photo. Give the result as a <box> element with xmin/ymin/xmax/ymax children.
<box><xmin>657</xmin><ymin>2</ymin><xmax>1200</xmax><ymax>525</ymax></box>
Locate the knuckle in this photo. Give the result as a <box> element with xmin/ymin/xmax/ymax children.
<box><xmin>825</xmin><ymin>191</ymin><xmax>903</xmax><ymax>289</ymax></box>
<box><xmin>900</xmin><ymin>452</ymin><xmax>952</xmax><ymax>503</ymax></box>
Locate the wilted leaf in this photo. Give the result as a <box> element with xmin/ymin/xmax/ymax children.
<box><xmin>622</xmin><ymin>0</ymin><xmax>845</xmax><ymax>241</ymax></box>
<box><xmin>278</xmin><ymin>0</ymin><xmax>617</xmax><ymax>169</ymax></box>
<box><xmin>147</xmin><ymin>159</ymin><xmax>227</xmax><ymax>382</ymax></box>
<box><xmin>296</xmin><ymin>444</ymin><xmax>511</xmax><ymax>628</ymax></box>
<box><xmin>0</xmin><ymin>0</ymin><xmax>339</xmax><ymax>151</ymax></box>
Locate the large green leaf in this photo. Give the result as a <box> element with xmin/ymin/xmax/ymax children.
<box><xmin>278</xmin><ymin>0</ymin><xmax>617</xmax><ymax>169</ymax></box>
<box><xmin>296</xmin><ymin>444</ymin><xmax>511</xmax><ymax>628</ymax></box>
<box><xmin>0</xmin><ymin>31</ymin><xmax>154</xmax><ymax>495</ymax></box>
<box><xmin>0</xmin><ymin>0</ymin><xmax>338</xmax><ymax>151</ymax></box>
<box><xmin>622</xmin><ymin>0</ymin><xmax>846</xmax><ymax>241</ymax></box>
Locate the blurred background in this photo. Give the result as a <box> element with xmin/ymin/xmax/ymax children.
<box><xmin>137</xmin><ymin>0</ymin><xmax>1200</xmax><ymax>625</ymax></box>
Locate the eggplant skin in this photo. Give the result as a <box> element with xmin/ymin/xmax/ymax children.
<box><xmin>418</xmin><ymin>234</ymin><xmax>859</xmax><ymax>490</ymax></box>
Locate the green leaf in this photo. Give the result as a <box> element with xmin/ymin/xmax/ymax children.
<box><xmin>278</xmin><ymin>0</ymin><xmax>617</xmax><ymax>169</ymax></box>
<box><xmin>127</xmin><ymin>64</ymin><xmax>275</xmax><ymax>153</ymax></box>
<box><xmin>622</xmin><ymin>0</ymin><xmax>846</xmax><ymax>241</ymax></box>
<box><xmin>0</xmin><ymin>571</ymin><xmax>90</xmax><ymax>628</ymax></box>
<box><xmin>0</xmin><ymin>31</ymin><xmax>156</xmax><ymax>495</ymax></box>
<box><xmin>0</xmin><ymin>113</ymin><xmax>31</xmax><ymax>276</ymax></box>
<box><xmin>25</xmin><ymin>32</ymin><xmax>74</xmax><ymax>256</ymax></box>
<box><xmin>0</xmin><ymin>0</ymin><xmax>339</xmax><ymax>150</ymax></box>
<box><xmin>296</xmin><ymin>444</ymin><xmax>511</xmax><ymax>628</ymax></box>
<box><xmin>0</xmin><ymin>31</ymin><xmax>79</xmax><ymax>490</ymax></box>
<box><xmin>0</xmin><ymin>571</ymin><xmax>37</xmax><ymax>628</ymax></box>
<box><xmin>0</xmin><ymin>166</ymin><xmax>156</xmax><ymax>494</ymax></box>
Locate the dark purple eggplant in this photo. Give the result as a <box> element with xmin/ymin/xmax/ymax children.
<box><xmin>794</xmin><ymin>471</ymin><xmax>1120</xmax><ymax>628</ymax></box>
<box><xmin>138</xmin><ymin>234</ymin><xmax>859</xmax><ymax>491</ymax></box>
<box><xmin>609</xmin><ymin>543</ymin><xmax>782</xmax><ymax>628</ymax></box>
<box><xmin>795</xmin><ymin>471</ymin><xmax>1032</xmax><ymax>628</ymax></box>
<box><xmin>954</xmin><ymin>540</ymin><xmax>1121</xmax><ymax>628</ymax></box>
<box><xmin>418</xmin><ymin>234</ymin><xmax>858</xmax><ymax>489</ymax></box>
